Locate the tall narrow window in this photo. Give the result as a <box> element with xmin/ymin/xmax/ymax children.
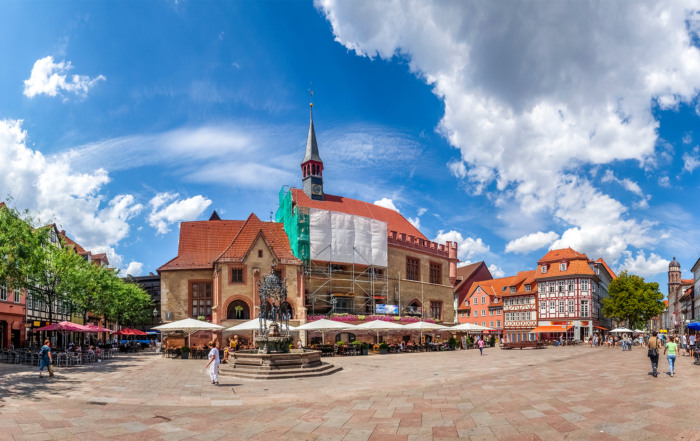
<box><xmin>558</xmin><ymin>301</ymin><xmax>565</xmax><ymax>314</ymax></box>
<box><xmin>568</xmin><ymin>299</ymin><xmax>575</xmax><ymax>314</ymax></box>
<box><xmin>581</xmin><ymin>279</ymin><xmax>589</xmax><ymax>292</ymax></box>
<box><xmin>406</xmin><ymin>257</ymin><xmax>420</xmax><ymax>281</ymax></box>
<box><xmin>0</xmin><ymin>285</ymin><xmax>6</xmax><ymax>301</ymax></box>
<box><xmin>191</xmin><ymin>281</ymin><xmax>212</xmax><ymax>318</ymax></box>
<box><xmin>581</xmin><ymin>300</ymin><xmax>589</xmax><ymax>317</ymax></box>
<box><xmin>430</xmin><ymin>301</ymin><xmax>442</xmax><ymax>320</ymax></box>
<box><xmin>429</xmin><ymin>262</ymin><xmax>442</xmax><ymax>284</ymax></box>
<box><xmin>14</xmin><ymin>288</ymin><xmax>21</xmax><ymax>303</ymax></box>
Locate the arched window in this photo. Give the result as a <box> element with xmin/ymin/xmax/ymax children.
<box><xmin>227</xmin><ymin>300</ymin><xmax>250</xmax><ymax>320</ymax></box>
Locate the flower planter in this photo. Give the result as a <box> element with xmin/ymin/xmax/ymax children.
<box><xmin>379</xmin><ymin>347</ymin><xmax>388</xmax><ymax>355</ymax></box>
<box><xmin>181</xmin><ymin>352</ymin><xmax>189</xmax><ymax>359</ymax></box>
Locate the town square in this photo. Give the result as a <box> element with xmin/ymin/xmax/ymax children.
<box><xmin>2</xmin><ymin>345</ymin><xmax>700</xmax><ymax>441</ymax></box>
<box><xmin>2</xmin><ymin>1</ymin><xmax>700</xmax><ymax>440</ymax></box>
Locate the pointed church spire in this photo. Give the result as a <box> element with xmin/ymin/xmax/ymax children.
<box><xmin>302</xmin><ymin>101</ymin><xmax>322</xmax><ymax>164</ymax></box>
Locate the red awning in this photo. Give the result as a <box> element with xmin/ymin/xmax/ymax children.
<box><xmin>594</xmin><ymin>326</ymin><xmax>608</xmax><ymax>330</ymax></box>
<box><xmin>530</xmin><ymin>325</ymin><xmax>572</xmax><ymax>333</ymax></box>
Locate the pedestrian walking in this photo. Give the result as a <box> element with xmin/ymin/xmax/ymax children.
<box><xmin>681</xmin><ymin>333</ymin><xmax>688</xmax><ymax>356</ymax></box>
<box><xmin>38</xmin><ymin>339</ymin><xmax>53</xmax><ymax>378</ymax></box>
<box><xmin>647</xmin><ymin>331</ymin><xmax>662</xmax><ymax>377</ymax></box>
<box><xmin>690</xmin><ymin>333</ymin><xmax>696</xmax><ymax>357</ymax></box>
<box><xmin>664</xmin><ymin>336</ymin><xmax>678</xmax><ymax>377</ymax></box>
<box><xmin>478</xmin><ymin>336</ymin><xmax>484</xmax><ymax>355</ymax></box>
<box><xmin>205</xmin><ymin>340</ymin><xmax>220</xmax><ymax>385</ymax></box>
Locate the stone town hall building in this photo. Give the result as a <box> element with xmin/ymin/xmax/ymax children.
<box><xmin>159</xmin><ymin>104</ymin><xmax>458</xmax><ymax>332</ymax></box>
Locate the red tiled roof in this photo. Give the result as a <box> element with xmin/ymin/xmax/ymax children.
<box><xmin>291</xmin><ymin>188</ymin><xmax>426</xmax><ymax>239</ymax></box>
<box><xmin>538</xmin><ymin>247</ymin><xmax>588</xmax><ymax>264</ymax></box>
<box><xmin>91</xmin><ymin>253</ymin><xmax>110</xmax><ymax>266</ymax></box>
<box><xmin>468</xmin><ymin>276</ymin><xmax>515</xmax><ymax>306</ymax></box>
<box><xmin>218</xmin><ymin>214</ymin><xmax>299</xmax><ymax>264</ymax></box>
<box><xmin>596</xmin><ymin>258</ymin><xmax>617</xmax><ymax>279</ymax></box>
<box><xmin>59</xmin><ymin>231</ymin><xmax>88</xmax><ymax>255</ymax></box>
<box><xmin>681</xmin><ymin>279</ymin><xmax>694</xmax><ymax>285</ymax></box>
<box><xmin>535</xmin><ymin>259</ymin><xmax>595</xmax><ymax>280</ymax></box>
<box><xmin>159</xmin><ymin>220</ymin><xmax>245</xmax><ymax>271</ymax></box>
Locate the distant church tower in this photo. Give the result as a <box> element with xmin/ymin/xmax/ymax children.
<box><xmin>301</xmin><ymin>100</ymin><xmax>324</xmax><ymax>201</ymax></box>
<box><xmin>668</xmin><ymin>257</ymin><xmax>681</xmax><ymax>329</ymax></box>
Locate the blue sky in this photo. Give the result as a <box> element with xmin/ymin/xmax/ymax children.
<box><xmin>1</xmin><ymin>1</ymin><xmax>699</xmax><ymax>294</ymax></box>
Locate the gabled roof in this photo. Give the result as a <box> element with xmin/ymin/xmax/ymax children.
<box><xmin>91</xmin><ymin>253</ymin><xmax>109</xmax><ymax>266</ymax></box>
<box><xmin>158</xmin><ymin>220</ymin><xmax>245</xmax><ymax>271</ymax></box>
<box><xmin>538</xmin><ymin>248</ymin><xmax>588</xmax><ymax>264</ymax></box>
<box><xmin>217</xmin><ymin>213</ymin><xmax>299</xmax><ymax>264</ymax></box>
<box><xmin>291</xmin><ymin>188</ymin><xmax>425</xmax><ymax>239</ymax></box>
<box><xmin>455</xmin><ymin>262</ymin><xmax>486</xmax><ymax>289</ymax></box>
<box><xmin>59</xmin><ymin>231</ymin><xmax>88</xmax><ymax>255</ymax></box>
<box><xmin>468</xmin><ymin>276</ymin><xmax>515</xmax><ymax>306</ymax></box>
<box><xmin>681</xmin><ymin>279</ymin><xmax>694</xmax><ymax>285</ymax></box>
<box><xmin>596</xmin><ymin>258</ymin><xmax>617</xmax><ymax>279</ymax></box>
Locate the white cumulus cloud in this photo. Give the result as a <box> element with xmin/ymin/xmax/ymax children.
<box><xmin>505</xmin><ymin>231</ymin><xmax>560</xmax><ymax>254</ymax></box>
<box><xmin>147</xmin><ymin>192</ymin><xmax>212</xmax><ymax>234</ymax></box>
<box><xmin>407</xmin><ymin>216</ymin><xmax>420</xmax><ymax>230</ymax></box>
<box><xmin>433</xmin><ymin>230</ymin><xmax>489</xmax><ymax>262</ymax></box>
<box><xmin>488</xmin><ymin>264</ymin><xmax>505</xmax><ymax>278</ymax></box>
<box><xmin>0</xmin><ymin>119</ymin><xmax>142</xmax><ymax>273</ymax></box>
<box><xmin>373</xmin><ymin>197</ymin><xmax>399</xmax><ymax>212</ymax></box>
<box><xmin>23</xmin><ymin>56</ymin><xmax>105</xmax><ymax>99</ymax></box>
<box><xmin>317</xmin><ymin>0</ymin><xmax>700</xmax><ymax>264</ymax></box>
<box><xmin>125</xmin><ymin>261</ymin><xmax>144</xmax><ymax>277</ymax></box>
<box><xmin>617</xmin><ymin>250</ymin><xmax>670</xmax><ymax>278</ymax></box>
<box><xmin>683</xmin><ymin>147</ymin><xmax>700</xmax><ymax>173</ymax></box>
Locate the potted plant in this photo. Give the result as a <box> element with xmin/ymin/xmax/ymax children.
<box><xmin>180</xmin><ymin>346</ymin><xmax>191</xmax><ymax>359</ymax></box>
<box><xmin>448</xmin><ymin>337</ymin><xmax>459</xmax><ymax>350</ymax></box>
<box><xmin>465</xmin><ymin>335</ymin><xmax>473</xmax><ymax>349</ymax></box>
<box><xmin>379</xmin><ymin>342</ymin><xmax>389</xmax><ymax>354</ymax></box>
<box><xmin>489</xmin><ymin>336</ymin><xmax>496</xmax><ymax>347</ymax></box>
<box><xmin>360</xmin><ymin>342</ymin><xmax>369</xmax><ymax>355</ymax></box>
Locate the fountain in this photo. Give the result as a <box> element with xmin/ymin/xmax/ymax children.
<box><xmin>222</xmin><ymin>269</ymin><xmax>341</xmax><ymax>380</ymax></box>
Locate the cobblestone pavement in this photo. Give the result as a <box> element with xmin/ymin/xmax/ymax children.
<box><xmin>1</xmin><ymin>345</ymin><xmax>699</xmax><ymax>441</ymax></box>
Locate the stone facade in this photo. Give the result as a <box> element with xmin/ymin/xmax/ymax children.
<box><xmin>386</xmin><ymin>242</ymin><xmax>457</xmax><ymax>323</ymax></box>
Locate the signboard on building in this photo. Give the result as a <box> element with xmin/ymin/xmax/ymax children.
<box><xmin>375</xmin><ymin>304</ymin><xmax>398</xmax><ymax>314</ymax></box>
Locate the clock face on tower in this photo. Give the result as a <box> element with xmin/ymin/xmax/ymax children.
<box><xmin>312</xmin><ymin>184</ymin><xmax>322</xmax><ymax>195</ymax></box>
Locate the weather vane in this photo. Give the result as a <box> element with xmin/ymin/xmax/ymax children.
<box><xmin>309</xmin><ymin>84</ymin><xmax>313</xmax><ymax>108</ymax></box>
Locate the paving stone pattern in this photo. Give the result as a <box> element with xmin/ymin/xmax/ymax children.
<box><xmin>1</xmin><ymin>346</ymin><xmax>699</xmax><ymax>440</ymax></box>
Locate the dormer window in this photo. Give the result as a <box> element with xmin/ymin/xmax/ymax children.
<box><xmin>501</xmin><ymin>286</ymin><xmax>507</xmax><ymax>292</ymax></box>
<box><xmin>560</xmin><ymin>262</ymin><xmax>567</xmax><ymax>271</ymax></box>
<box><xmin>541</xmin><ymin>265</ymin><xmax>547</xmax><ymax>273</ymax></box>
<box><xmin>464</xmin><ymin>299</ymin><xmax>469</xmax><ymax>306</ymax></box>
<box><xmin>510</xmin><ymin>287</ymin><xmax>516</xmax><ymax>293</ymax></box>
<box><xmin>525</xmin><ymin>284</ymin><xmax>531</xmax><ymax>292</ymax></box>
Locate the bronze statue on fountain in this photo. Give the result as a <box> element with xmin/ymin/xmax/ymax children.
<box><xmin>256</xmin><ymin>269</ymin><xmax>293</xmax><ymax>354</ymax></box>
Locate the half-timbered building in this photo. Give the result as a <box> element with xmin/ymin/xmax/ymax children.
<box><xmin>502</xmin><ymin>270</ymin><xmax>538</xmax><ymax>343</ymax></box>
<box><xmin>534</xmin><ymin>248</ymin><xmax>614</xmax><ymax>340</ymax></box>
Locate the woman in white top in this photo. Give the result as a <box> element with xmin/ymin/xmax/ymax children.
<box><xmin>205</xmin><ymin>341</ymin><xmax>220</xmax><ymax>386</ymax></box>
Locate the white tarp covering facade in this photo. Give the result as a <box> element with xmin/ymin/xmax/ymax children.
<box><xmin>309</xmin><ymin>208</ymin><xmax>388</xmax><ymax>267</ymax></box>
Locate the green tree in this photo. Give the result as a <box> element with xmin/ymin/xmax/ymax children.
<box><xmin>0</xmin><ymin>204</ymin><xmax>46</xmax><ymax>292</ymax></box>
<box><xmin>602</xmin><ymin>270</ymin><xmax>665</xmax><ymax>329</ymax></box>
<box><xmin>65</xmin><ymin>258</ymin><xmax>114</xmax><ymax>324</ymax></box>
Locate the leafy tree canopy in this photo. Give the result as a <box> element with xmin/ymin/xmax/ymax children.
<box><xmin>602</xmin><ymin>270</ymin><xmax>665</xmax><ymax>329</ymax></box>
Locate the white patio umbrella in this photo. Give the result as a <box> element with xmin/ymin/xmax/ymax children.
<box><xmin>609</xmin><ymin>327</ymin><xmax>633</xmax><ymax>333</ymax></box>
<box><xmin>466</xmin><ymin>323</ymin><xmax>496</xmax><ymax>333</ymax></box>
<box><xmin>354</xmin><ymin>319</ymin><xmax>405</xmax><ymax>342</ymax></box>
<box><xmin>450</xmin><ymin>323</ymin><xmax>481</xmax><ymax>332</ymax></box>
<box><xmin>402</xmin><ymin>320</ymin><xmax>447</xmax><ymax>343</ymax></box>
<box><xmin>633</xmin><ymin>329</ymin><xmax>645</xmax><ymax>334</ymax></box>
<box><xmin>295</xmin><ymin>319</ymin><xmax>356</xmax><ymax>344</ymax></box>
<box><xmin>224</xmin><ymin>318</ymin><xmax>297</xmax><ymax>332</ymax></box>
<box><xmin>153</xmin><ymin>318</ymin><xmax>224</xmax><ymax>347</ymax></box>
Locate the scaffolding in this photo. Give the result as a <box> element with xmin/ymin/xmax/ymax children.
<box><xmin>276</xmin><ymin>187</ymin><xmax>389</xmax><ymax>315</ymax></box>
